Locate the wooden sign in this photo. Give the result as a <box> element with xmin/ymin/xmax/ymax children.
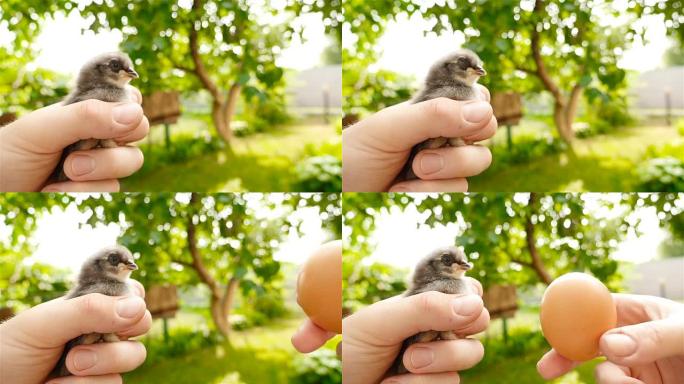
<box><xmin>491</xmin><ymin>92</ymin><xmax>523</xmax><ymax>126</ymax></box>
<box><xmin>145</xmin><ymin>285</ymin><xmax>179</xmax><ymax>319</ymax></box>
<box><xmin>142</xmin><ymin>91</ymin><xmax>181</xmax><ymax>126</ymax></box>
<box><xmin>483</xmin><ymin>284</ymin><xmax>518</xmax><ymax>320</ymax></box>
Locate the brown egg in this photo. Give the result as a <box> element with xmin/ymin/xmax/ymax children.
<box><xmin>540</xmin><ymin>272</ymin><xmax>616</xmax><ymax>361</ymax></box>
<box><xmin>296</xmin><ymin>240</ymin><xmax>342</xmax><ymax>334</ymax></box>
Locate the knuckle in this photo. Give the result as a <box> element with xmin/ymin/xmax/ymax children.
<box><xmin>75</xmin><ymin>99</ymin><xmax>102</xmax><ymax>121</ymax></box>
<box><xmin>78</xmin><ymin>293</ymin><xmax>104</xmax><ymax>317</ymax></box>
<box><xmin>416</xmin><ymin>291</ymin><xmax>443</xmax><ymax>316</ymax></box>
<box><xmin>424</xmin><ymin>97</ymin><xmax>455</xmax><ymax>121</ymax></box>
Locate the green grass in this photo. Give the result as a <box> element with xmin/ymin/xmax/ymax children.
<box><xmin>121</xmin><ymin>120</ymin><xmax>338</xmax><ymax>192</ymax></box>
<box><xmin>125</xmin><ymin>317</ymin><xmax>306</xmax><ymax>384</ymax></box>
<box><xmin>470</xmin><ymin>124</ymin><xmax>680</xmax><ymax>192</ymax></box>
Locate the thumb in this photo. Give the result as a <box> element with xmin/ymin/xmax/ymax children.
<box><xmin>599</xmin><ymin>316</ymin><xmax>684</xmax><ymax>366</ymax></box>
<box><xmin>20</xmin><ymin>100</ymin><xmax>144</xmax><ymax>152</ymax></box>
<box><xmin>4</xmin><ymin>294</ymin><xmax>147</xmax><ymax>348</ymax></box>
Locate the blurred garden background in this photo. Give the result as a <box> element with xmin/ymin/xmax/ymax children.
<box><xmin>0</xmin><ymin>192</ymin><xmax>342</xmax><ymax>383</ymax></box>
<box><xmin>343</xmin><ymin>192</ymin><xmax>684</xmax><ymax>384</ymax></box>
<box><xmin>0</xmin><ymin>0</ymin><xmax>342</xmax><ymax>192</ymax></box>
<box><xmin>343</xmin><ymin>0</ymin><xmax>684</xmax><ymax>192</ymax></box>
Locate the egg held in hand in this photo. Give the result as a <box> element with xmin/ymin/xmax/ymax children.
<box><xmin>540</xmin><ymin>272</ymin><xmax>617</xmax><ymax>361</ymax></box>
<box><xmin>296</xmin><ymin>240</ymin><xmax>342</xmax><ymax>334</ymax></box>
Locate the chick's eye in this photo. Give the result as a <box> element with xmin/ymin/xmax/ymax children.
<box><xmin>107</xmin><ymin>253</ymin><xmax>121</xmax><ymax>265</ymax></box>
<box><xmin>110</xmin><ymin>61</ymin><xmax>122</xmax><ymax>71</ymax></box>
<box><xmin>440</xmin><ymin>254</ymin><xmax>455</xmax><ymax>266</ymax></box>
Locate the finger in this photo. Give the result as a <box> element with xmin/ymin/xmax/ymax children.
<box><xmin>7</xmin><ymin>294</ymin><xmax>147</xmax><ymax>346</ymax></box>
<box><xmin>411</xmin><ymin>145</ymin><xmax>492</xmax><ymax>180</ymax></box>
<box><xmin>66</xmin><ymin>341</ymin><xmax>146</xmax><ymax>376</ymax></box>
<box><xmin>456</xmin><ymin>306</ymin><xmax>490</xmax><ymax>336</ymax></box>
<box><xmin>117</xmin><ymin>309</ymin><xmax>152</xmax><ymax>338</ymax></box>
<box><xmin>462</xmin><ymin>116</ymin><xmax>497</xmax><ymax>143</ymax></box>
<box><xmin>126</xmin><ymin>86</ymin><xmax>143</xmax><ymax>104</ymax></box>
<box><xmin>599</xmin><ymin>315</ymin><xmax>684</xmax><ymax>366</ymax></box>
<box><xmin>389</xmin><ymin>178</ymin><xmax>468</xmax><ymax>192</ymax></box>
<box><xmin>464</xmin><ymin>277</ymin><xmax>483</xmax><ymax>296</ymax></box>
<box><xmin>24</xmin><ymin>100</ymin><xmax>145</xmax><ymax>151</ymax></box>
<box><xmin>62</xmin><ymin>147</ymin><xmax>144</xmax><ymax>181</ymax></box>
<box><xmin>381</xmin><ymin>372</ymin><xmax>460</xmax><ymax>384</ymax></box>
<box><xmin>403</xmin><ymin>339</ymin><xmax>484</xmax><ymax>374</ymax></box>
<box><xmin>47</xmin><ymin>374</ymin><xmax>122</xmax><ymax>384</ymax></box>
<box><xmin>345</xmin><ymin>292</ymin><xmax>484</xmax><ymax>345</ymax></box>
<box><xmin>537</xmin><ymin>349</ymin><xmax>581</xmax><ymax>380</ymax></box>
<box><xmin>129</xmin><ymin>279</ymin><xmax>145</xmax><ymax>298</ymax></box>
<box><xmin>475</xmin><ymin>84</ymin><xmax>491</xmax><ymax>102</ymax></box>
<box><xmin>365</xmin><ymin>98</ymin><xmax>494</xmax><ymax>151</ymax></box>
<box><xmin>594</xmin><ymin>361</ymin><xmax>643</xmax><ymax>384</ymax></box>
<box><xmin>291</xmin><ymin>319</ymin><xmax>336</xmax><ymax>353</ymax></box>
<box><xmin>42</xmin><ymin>179</ymin><xmax>120</xmax><ymax>192</ymax></box>
<box><xmin>115</xmin><ymin>115</ymin><xmax>149</xmax><ymax>144</ymax></box>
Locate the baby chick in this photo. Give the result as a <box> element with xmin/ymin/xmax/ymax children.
<box><xmin>390</xmin><ymin>246</ymin><xmax>474</xmax><ymax>375</ymax></box>
<box><xmin>52</xmin><ymin>245</ymin><xmax>138</xmax><ymax>377</ymax></box>
<box><xmin>53</xmin><ymin>52</ymin><xmax>139</xmax><ymax>182</ymax></box>
<box><xmin>398</xmin><ymin>49</ymin><xmax>486</xmax><ymax>181</ymax></box>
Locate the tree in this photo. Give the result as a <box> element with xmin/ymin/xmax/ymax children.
<box><xmin>663</xmin><ymin>39</ymin><xmax>684</xmax><ymax>66</ymax></box>
<box><xmin>343</xmin><ymin>193</ymin><xmax>683</xmax><ymax>292</ymax></box>
<box><xmin>0</xmin><ymin>192</ymin><xmax>341</xmax><ymax>338</ymax></box>
<box><xmin>342</xmin><ymin>0</ymin><xmax>684</xmax><ymax>143</ymax></box>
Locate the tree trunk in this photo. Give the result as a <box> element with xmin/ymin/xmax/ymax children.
<box><xmin>210</xmin><ymin>294</ymin><xmax>231</xmax><ymax>336</ymax></box>
<box><xmin>553</xmin><ymin>101</ymin><xmax>574</xmax><ymax>143</ymax></box>
<box><xmin>524</xmin><ymin>193</ymin><xmax>554</xmax><ymax>285</ymax></box>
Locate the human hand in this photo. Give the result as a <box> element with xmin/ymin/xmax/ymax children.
<box><xmin>0</xmin><ymin>280</ymin><xmax>152</xmax><ymax>384</ymax></box>
<box><xmin>342</xmin><ymin>277</ymin><xmax>489</xmax><ymax>384</ymax></box>
<box><xmin>0</xmin><ymin>86</ymin><xmax>149</xmax><ymax>192</ymax></box>
<box><xmin>291</xmin><ymin>318</ymin><xmax>336</xmax><ymax>353</ymax></box>
<box><xmin>537</xmin><ymin>294</ymin><xmax>684</xmax><ymax>383</ymax></box>
<box><xmin>342</xmin><ymin>85</ymin><xmax>496</xmax><ymax>192</ymax></box>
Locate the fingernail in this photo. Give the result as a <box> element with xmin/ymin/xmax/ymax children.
<box><xmin>116</xmin><ymin>296</ymin><xmax>145</xmax><ymax>318</ymax></box>
<box><xmin>462</xmin><ymin>102</ymin><xmax>491</xmax><ymax>123</ymax></box>
<box><xmin>452</xmin><ymin>295</ymin><xmax>482</xmax><ymax>316</ymax></box>
<box><xmin>70</xmin><ymin>155</ymin><xmax>95</xmax><ymax>176</ymax></box>
<box><xmin>112</xmin><ymin>103</ymin><xmax>141</xmax><ymax>125</ymax></box>
<box><xmin>419</xmin><ymin>153</ymin><xmax>444</xmax><ymax>175</ymax></box>
<box><xmin>410</xmin><ymin>347</ymin><xmax>434</xmax><ymax>369</ymax></box>
<box><xmin>603</xmin><ymin>333</ymin><xmax>637</xmax><ymax>357</ymax></box>
<box><xmin>72</xmin><ymin>349</ymin><xmax>97</xmax><ymax>371</ymax></box>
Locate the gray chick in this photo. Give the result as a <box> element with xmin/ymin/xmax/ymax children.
<box><xmin>52</xmin><ymin>52</ymin><xmax>139</xmax><ymax>182</ymax></box>
<box><xmin>390</xmin><ymin>246</ymin><xmax>474</xmax><ymax>375</ymax></box>
<box><xmin>398</xmin><ymin>49</ymin><xmax>486</xmax><ymax>181</ymax></box>
<box><xmin>52</xmin><ymin>245</ymin><xmax>138</xmax><ymax>377</ymax></box>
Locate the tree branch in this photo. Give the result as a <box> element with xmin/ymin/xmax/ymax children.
<box><xmin>189</xmin><ymin>0</ymin><xmax>222</xmax><ymax>102</ymax></box>
<box><xmin>531</xmin><ymin>0</ymin><xmax>563</xmax><ymax>104</ymax></box>
<box><xmin>525</xmin><ymin>193</ymin><xmax>554</xmax><ymax>285</ymax></box>
<box><xmin>186</xmin><ymin>192</ymin><xmax>222</xmax><ymax>297</ymax></box>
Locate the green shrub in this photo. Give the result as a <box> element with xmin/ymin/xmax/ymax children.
<box><xmin>491</xmin><ymin>133</ymin><xmax>566</xmax><ymax>170</ymax></box>
<box><xmin>141</xmin><ymin>132</ymin><xmax>225</xmax><ymax>171</ymax></box>
<box><xmin>290</xmin><ymin>349</ymin><xmax>341</xmax><ymax>384</ymax></box>
<box><xmin>636</xmin><ymin>157</ymin><xmax>684</xmax><ymax>192</ymax></box>
<box><xmin>143</xmin><ymin>326</ymin><xmax>223</xmax><ymax>364</ymax></box>
<box><xmin>293</xmin><ymin>155</ymin><xmax>342</xmax><ymax>192</ymax></box>
<box><xmin>677</xmin><ymin>118</ymin><xmax>684</xmax><ymax>137</ymax></box>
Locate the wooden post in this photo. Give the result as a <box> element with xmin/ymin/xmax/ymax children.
<box><xmin>665</xmin><ymin>88</ymin><xmax>672</xmax><ymax>126</ymax></box>
<box><xmin>163</xmin><ymin>317</ymin><xmax>170</xmax><ymax>343</ymax></box>
<box><xmin>164</xmin><ymin>123</ymin><xmax>171</xmax><ymax>149</ymax></box>
<box><xmin>506</xmin><ymin>125</ymin><xmax>513</xmax><ymax>151</ymax></box>
<box><xmin>502</xmin><ymin>317</ymin><xmax>509</xmax><ymax>344</ymax></box>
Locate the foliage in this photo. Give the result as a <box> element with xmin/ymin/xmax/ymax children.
<box><xmin>490</xmin><ymin>133</ymin><xmax>566</xmax><ymax>170</ymax></box>
<box><xmin>663</xmin><ymin>39</ymin><xmax>684</xmax><ymax>66</ymax></box>
<box><xmin>636</xmin><ymin>157</ymin><xmax>684</xmax><ymax>192</ymax></box>
<box><xmin>293</xmin><ymin>155</ymin><xmax>342</xmax><ymax>192</ymax></box>
<box><xmin>677</xmin><ymin>119</ymin><xmax>684</xmax><ymax>137</ymax></box>
<box><xmin>290</xmin><ymin>349</ymin><xmax>342</xmax><ymax>384</ymax></box>
<box><xmin>576</xmin><ymin>94</ymin><xmax>635</xmax><ymax>138</ymax></box>
<box><xmin>236</xmin><ymin>85</ymin><xmax>293</xmax><ymax>137</ymax></box>
<box><xmin>343</xmin><ymin>262</ymin><xmax>406</xmax><ymax>311</ymax></box>
<box><xmin>342</xmin><ymin>193</ymin><xmax>681</xmax><ymax>290</ymax></box>
<box><xmin>141</xmin><ymin>132</ymin><xmax>226</xmax><ymax>173</ymax></box>
<box><xmin>143</xmin><ymin>326</ymin><xmax>223</xmax><ymax>365</ymax></box>
<box><xmin>342</xmin><ymin>67</ymin><xmax>414</xmax><ymax>116</ymax></box>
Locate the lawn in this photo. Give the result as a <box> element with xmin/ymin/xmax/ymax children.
<box><xmin>121</xmin><ymin>118</ymin><xmax>339</xmax><ymax>192</ymax></box>
<box><xmin>125</xmin><ymin>316</ymin><xmax>327</xmax><ymax>384</ymax></box>
<box><xmin>470</xmin><ymin>124</ymin><xmax>680</xmax><ymax>192</ymax></box>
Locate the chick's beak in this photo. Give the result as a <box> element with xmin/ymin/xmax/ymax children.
<box><xmin>473</xmin><ymin>65</ymin><xmax>486</xmax><ymax>76</ymax></box>
<box><xmin>459</xmin><ymin>262</ymin><xmax>473</xmax><ymax>271</ymax></box>
<box><xmin>125</xmin><ymin>68</ymin><xmax>139</xmax><ymax>78</ymax></box>
<box><xmin>125</xmin><ymin>260</ymin><xmax>138</xmax><ymax>270</ymax></box>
